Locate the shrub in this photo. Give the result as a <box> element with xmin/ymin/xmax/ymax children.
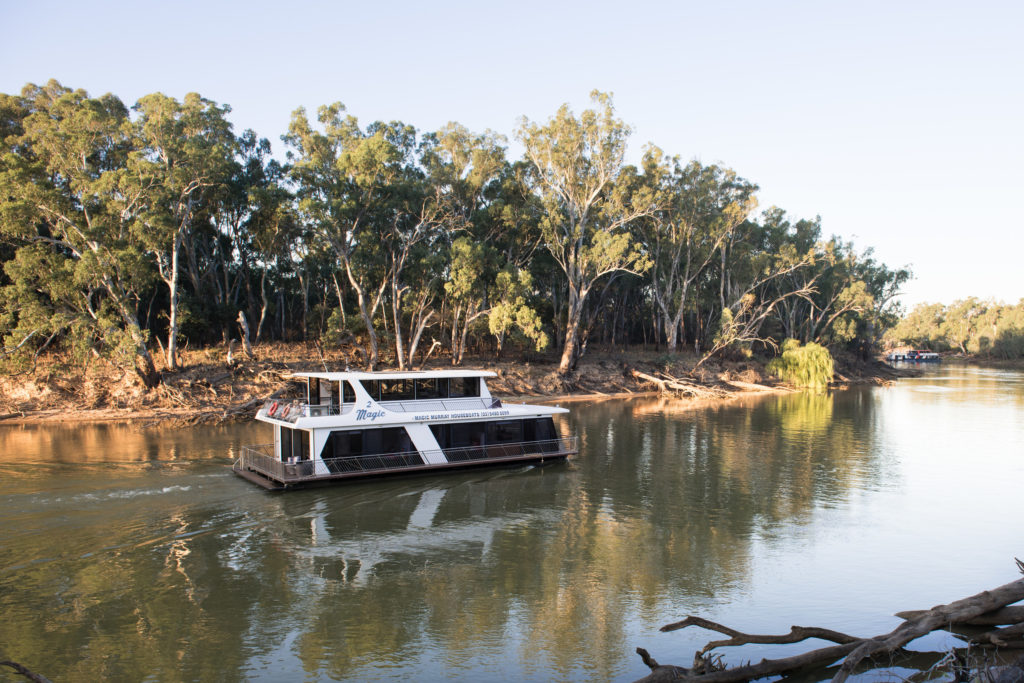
<box><xmin>767</xmin><ymin>339</ymin><xmax>834</xmax><ymax>390</ymax></box>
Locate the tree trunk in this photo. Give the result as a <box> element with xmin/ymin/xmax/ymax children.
<box><xmin>558</xmin><ymin>286</ymin><xmax>585</xmax><ymax>375</ymax></box>
<box><xmin>450</xmin><ymin>305</ymin><xmax>462</xmax><ymax>365</ymax></box>
<box><xmin>345</xmin><ymin>260</ymin><xmax>379</xmax><ymax>370</ymax></box>
<box><xmin>391</xmin><ymin>279</ymin><xmax>406</xmax><ymax>370</ymax></box>
<box><xmin>237</xmin><ymin>311</ymin><xmax>254</xmax><ymax>357</ymax></box>
<box><xmin>164</xmin><ymin>233</ymin><xmax>184</xmax><ymax>370</ymax></box>
<box><xmin>255</xmin><ymin>269</ymin><xmax>269</xmax><ymax>345</ymax></box>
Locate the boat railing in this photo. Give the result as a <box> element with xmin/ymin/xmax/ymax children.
<box><xmin>261</xmin><ymin>400</ymin><xmax>354</xmax><ymax>422</ymax></box>
<box><xmin>261</xmin><ymin>397</ymin><xmax>511</xmax><ymax>421</ymax></box>
<box><xmin>234</xmin><ymin>436</ymin><xmax>578</xmax><ymax>484</ymax></box>
<box><xmin>379</xmin><ymin>397</ymin><xmax>505</xmax><ymax>413</ymax></box>
<box><xmin>432</xmin><ymin>436</ymin><xmax>577</xmax><ymax>463</ymax></box>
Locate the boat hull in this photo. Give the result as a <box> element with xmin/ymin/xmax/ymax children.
<box><xmin>232</xmin><ymin>445</ymin><xmax>574</xmax><ymax>490</ymax></box>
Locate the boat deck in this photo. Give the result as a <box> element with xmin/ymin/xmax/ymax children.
<box><xmin>232</xmin><ymin>437</ymin><xmax>578</xmax><ymax>490</ymax></box>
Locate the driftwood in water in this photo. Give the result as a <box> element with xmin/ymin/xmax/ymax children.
<box><xmin>635</xmin><ymin>563</ymin><xmax>1024</xmax><ymax>683</ymax></box>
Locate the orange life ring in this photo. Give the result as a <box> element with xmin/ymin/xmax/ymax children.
<box><xmin>268</xmin><ymin>401</ymin><xmax>279</xmax><ymax>416</ymax></box>
<box><xmin>280</xmin><ymin>404</ymin><xmax>291</xmax><ymax>418</ymax></box>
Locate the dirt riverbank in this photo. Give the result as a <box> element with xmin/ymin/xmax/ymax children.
<box><xmin>0</xmin><ymin>343</ymin><xmax>909</xmax><ymax>426</ymax></box>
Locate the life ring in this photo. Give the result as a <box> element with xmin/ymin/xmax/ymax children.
<box><xmin>280</xmin><ymin>404</ymin><xmax>291</xmax><ymax>418</ymax></box>
<box><xmin>267</xmin><ymin>401</ymin><xmax>279</xmax><ymax>416</ymax></box>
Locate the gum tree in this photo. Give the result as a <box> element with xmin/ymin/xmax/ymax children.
<box><xmin>638</xmin><ymin>148</ymin><xmax>758</xmax><ymax>352</ymax></box>
<box><xmin>0</xmin><ymin>81</ymin><xmax>161</xmax><ymax>387</ymax></box>
<box><xmin>518</xmin><ymin>91</ymin><xmax>653</xmax><ymax>375</ymax></box>
<box><xmin>132</xmin><ymin>92</ymin><xmax>236</xmax><ymax>369</ymax></box>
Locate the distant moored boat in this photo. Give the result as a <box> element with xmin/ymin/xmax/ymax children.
<box><xmin>886</xmin><ymin>349</ymin><xmax>941</xmax><ymax>362</ymax></box>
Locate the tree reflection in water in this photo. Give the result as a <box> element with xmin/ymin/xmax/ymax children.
<box><xmin>0</xmin><ymin>387</ymin><xmax>894</xmax><ymax>681</ymax></box>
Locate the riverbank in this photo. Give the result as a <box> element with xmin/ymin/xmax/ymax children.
<box><xmin>0</xmin><ymin>343</ymin><xmax>909</xmax><ymax>426</ymax></box>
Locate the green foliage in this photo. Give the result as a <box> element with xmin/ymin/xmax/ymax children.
<box><xmin>886</xmin><ymin>298</ymin><xmax>1024</xmax><ymax>359</ymax></box>
<box><xmin>489</xmin><ymin>267</ymin><xmax>549</xmax><ymax>352</ymax></box>
<box><xmin>0</xmin><ymin>79</ymin><xmax>912</xmax><ymax>380</ymax></box>
<box><xmin>767</xmin><ymin>339</ymin><xmax>835</xmax><ymax>390</ymax></box>
<box><xmin>518</xmin><ymin>91</ymin><xmax>654</xmax><ymax>373</ymax></box>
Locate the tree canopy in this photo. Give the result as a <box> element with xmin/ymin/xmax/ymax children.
<box><xmin>0</xmin><ymin>80</ymin><xmax>913</xmax><ymax>385</ymax></box>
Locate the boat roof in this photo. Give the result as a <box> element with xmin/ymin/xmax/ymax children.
<box><xmin>287</xmin><ymin>369</ymin><xmax>497</xmax><ymax>381</ymax></box>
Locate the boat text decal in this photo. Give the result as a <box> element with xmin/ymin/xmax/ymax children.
<box><xmin>355</xmin><ymin>401</ymin><xmax>387</xmax><ymax>422</ymax></box>
<box><xmin>414</xmin><ymin>409</ymin><xmax>511</xmax><ymax>421</ymax></box>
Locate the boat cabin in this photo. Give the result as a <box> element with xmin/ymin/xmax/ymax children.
<box><xmin>233</xmin><ymin>370</ymin><xmax>577</xmax><ymax>490</ymax></box>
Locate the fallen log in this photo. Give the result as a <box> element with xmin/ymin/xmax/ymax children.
<box><xmin>896</xmin><ymin>605</ymin><xmax>1024</xmax><ymax>626</ymax></box>
<box><xmin>635</xmin><ymin>563</ymin><xmax>1024</xmax><ymax>683</ymax></box>
<box><xmin>629</xmin><ymin>369</ymin><xmax>731</xmax><ymax>400</ymax></box>
<box><xmin>832</xmin><ymin>577</ymin><xmax>1024</xmax><ymax>683</ymax></box>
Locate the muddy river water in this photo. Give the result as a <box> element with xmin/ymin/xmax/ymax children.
<box><xmin>1</xmin><ymin>364</ymin><xmax>1022</xmax><ymax>681</ymax></box>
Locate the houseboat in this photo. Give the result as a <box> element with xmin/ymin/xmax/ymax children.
<box><xmin>886</xmin><ymin>349</ymin><xmax>941</xmax><ymax>362</ymax></box>
<box><xmin>232</xmin><ymin>370</ymin><xmax>578</xmax><ymax>490</ymax></box>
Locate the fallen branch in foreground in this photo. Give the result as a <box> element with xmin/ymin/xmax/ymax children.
<box><xmin>635</xmin><ymin>561</ymin><xmax>1024</xmax><ymax>683</ymax></box>
<box><xmin>0</xmin><ymin>659</ymin><xmax>52</xmax><ymax>683</ymax></box>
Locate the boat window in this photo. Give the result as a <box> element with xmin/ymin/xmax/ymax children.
<box><xmin>331</xmin><ymin>381</ymin><xmax>340</xmax><ymax>409</ymax></box>
<box><xmin>449</xmin><ymin>422</ymin><xmax>485</xmax><ymax>447</ymax></box>
<box><xmin>281</xmin><ymin>426</ymin><xmax>291</xmax><ymax>461</ymax></box>
<box><xmin>533</xmin><ymin>418</ymin><xmax>557</xmax><ymax>441</ymax></box>
<box><xmin>488</xmin><ymin>420</ymin><xmax>522</xmax><ymax>444</ymax></box>
<box><xmin>308</xmin><ymin>378</ymin><xmax>321</xmax><ymax>405</ymax></box>
<box><xmin>429</xmin><ymin>424</ymin><xmax>447</xmax><ymax>447</ymax></box>
<box><xmin>342</xmin><ymin>381</ymin><xmax>356</xmax><ymax>404</ymax></box>
<box><xmin>280</xmin><ymin>426</ymin><xmax>310</xmax><ymax>461</ymax></box>
<box><xmin>380</xmin><ymin>379</ymin><xmax>414</xmax><ymax>401</ymax></box>
<box><xmin>375</xmin><ymin>426</ymin><xmax>413</xmax><ymax>453</ymax></box>
<box><xmin>361</xmin><ymin>380</ymin><xmax>381</xmax><ymax>402</ymax></box>
<box><xmin>323</xmin><ymin>430</ymin><xmax>363</xmax><ymax>458</ymax></box>
<box><xmin>323</xmin><ymin>427</ymin><xmax>413</xmax><ymax>458</ymax></box>
<box><xmin>449</xmin><ymin>377</ymin><xmax>480</xmax><ymax>398</ymax></box>
<box><xmin>415</xmin><ymin>378</ymin><xmax>445</xmax><ymax>400</ymax></box>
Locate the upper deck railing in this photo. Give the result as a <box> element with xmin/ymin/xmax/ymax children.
<box><xmin>261</xmin><ymin>397</ymin><xmax>507</xmax><ymax>422</ymax></box>
<box><xmin>377</xmin><ymin>397</ymin><xmax>504</xmax><ymax>413</ymax></box>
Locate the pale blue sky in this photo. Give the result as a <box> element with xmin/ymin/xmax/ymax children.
<box><xmin>2</xmin><ymin>0</ymin><xmax>1021</xmax><ymax>308</ymax></box>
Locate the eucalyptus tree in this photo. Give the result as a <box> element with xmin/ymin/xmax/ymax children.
<box><xmin>759</xmin><ymin>209</ymin><xmax>821</xmax><ymax>341</ymax></box>
<box><xmin>799</xmin><ymin>238</ymin><xmax>876</xmax><ymax>344</ymax></box>
<box><xmin>885</xmin><ymin>301</ymin><xmax>947</xmax><ymax>349</ymax></box>
<box><xmin>241</xmin><ymin>146</ymin><xmax>300</xmax><ymax>344</ymax></box>
<box><xmin>694</xmin><ymin>214</ymin><xmax>817</xmax><ymax>368</ymax></box>
<box><xmin>370</xmin><ymin>119</ymin><xmax>450</xmax><ymax>370</ymax></box>
<box><xmin>941</xmin><ymin>297</ymin><xmax>985</xmax><ymax>354</ymax></box>
<box><xmin>517</xmin><ymin>91</ymin><xmax>653</xmax><ymax>374</ymax></box>
<box><xmin>285</xmin><ymin>103</ymin><xmax>390</xmax><ymax>368</ymax></box>
<box><xmin>638</xmin><ymin>148</ymin><xmax>759</xmax><ymax>352</ymax></box>
<box><xmin>131</xmin><ymin>92</ymin><xmax>236</xmax><ymax>369</ymax></box>
<box><xmin>195</xmin><ymin>129</ymin><xmax>289</xmax><ymax>346</ymax></box>
<box><xmin>0</xmin><ymin>81</ymin><xmax>160</xmax><ymax>387</ymax></box>
<box><xmin>422</xmin><ymin>123</ymin><xmax>497</xmax><ymax>361</ymax></box>
<box><xmin>419</xmin><ymin>122</ymin><xmax>547</xmax><ymax>363</ymax></box>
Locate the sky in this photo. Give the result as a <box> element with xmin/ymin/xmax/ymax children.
<box><xmin>2</xmin><ymin>0</ymin><xmax>1021</xmax><ymax>309</ymax></box>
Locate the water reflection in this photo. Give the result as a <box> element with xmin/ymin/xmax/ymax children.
<box><xmin>0</xmin><ymin>365</ymin><xmax>1021</xmax><ymax>681</ymax></box>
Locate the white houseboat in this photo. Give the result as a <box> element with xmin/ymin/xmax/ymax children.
<box><xmin>232</xmin><ymin>370</ymin><xmax>578</xmax><ymax>490</ymax></box>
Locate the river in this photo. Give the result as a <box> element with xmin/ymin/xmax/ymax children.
<box><xmin>1</xmin><ymin>364</ymin><xmax>1022</xmax><ymax>681</ymax></box>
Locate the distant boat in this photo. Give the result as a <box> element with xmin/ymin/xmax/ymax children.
<box><xmin>886</xmin><ymin>349</ymin><xmax>941</xmax><ymax>362</ymax></box>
